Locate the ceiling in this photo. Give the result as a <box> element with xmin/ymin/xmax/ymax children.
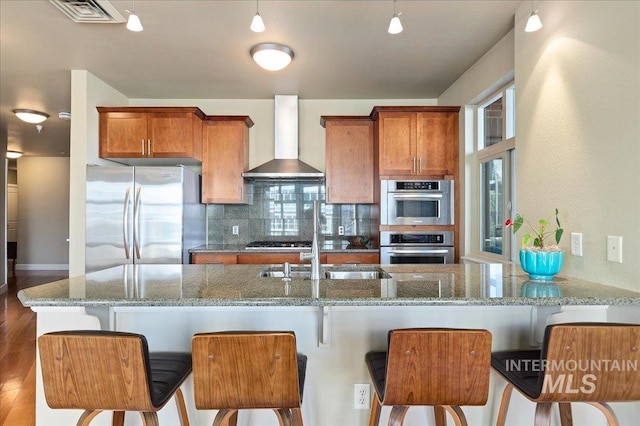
<box><xmin>0</xmin><ymin>0</ymin><xmax>522</xmax><ymax>158</ymax></box>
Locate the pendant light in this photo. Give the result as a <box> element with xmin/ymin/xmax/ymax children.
<box><xmin>525</xmin><ymin>1</ymin><xmax>542</xmax><ymax>32</ymax></box>
<box><xmin>250</xmin><ymin>43</ymin><xmax>294</xmax><ymax>71</ymax></box>
<box><xmin>388</xmin><ymin>0</ymin><xmax>403</xmax><ymax>35</ymax></box>
<box><xmin>13</xmin><ymin>109</ymin><xmax>49</xmax><ymax>124</ymax></box>
<box><xmin>250</xmin><ymin>0</ymin><xmax>265</xmax><ymax>33</ymax></box>
<box><xmin>126</xmin><ymin>0</ymin><xmax>143</xmax><ymax>32</ymax></box>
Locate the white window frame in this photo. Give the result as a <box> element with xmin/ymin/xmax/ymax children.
<box><xmin>476</xmin><ymin>83</ymin><xmax>516</xmax><ymax>262</ymax></box>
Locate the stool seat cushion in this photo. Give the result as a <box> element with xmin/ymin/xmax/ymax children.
<box><xmin>297</xmin><ymin>353</ymin><xmax>308</xmax><ymax>401</ymax></box>
<box><xmin>365</xmin><ymin>351</ymin><xmax>387</xmax><ymax>401</ymax></box>
<box><xmin>148</xmin><ymin>352</ymin><xmax>193</xmax><ymax>408</ymax></box>
<box><xmin>491</xmin><ymin>350</ymin><xmax>542</xmax><ymax>399</ymax></box>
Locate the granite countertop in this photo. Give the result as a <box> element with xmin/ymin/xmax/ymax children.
<box><xmin>18</xmin><ymin>263</ymin><xmax>640</xmax><ymax>308</ymax></box>
<box><xmin>189</xmin><ymin>242</ymin><xmax>378</xmax><ymax>253</ymax></box>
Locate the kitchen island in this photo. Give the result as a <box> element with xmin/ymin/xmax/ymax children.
<box><xmin>19</xmin><ymin>264</ymin><xmax>640</xmax><ymax>426</ymax></box>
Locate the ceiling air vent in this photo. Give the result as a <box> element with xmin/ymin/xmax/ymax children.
<box><xmin>49</xmin><ymin>0</ymin><xmax>125</xmax><ymax>23</ymax></box>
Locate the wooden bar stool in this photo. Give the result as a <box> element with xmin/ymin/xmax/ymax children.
<box><xmin>365</xmin><ymin>328</ymin><xmax>492</xmax><ymax>426</ymax></box>
<box><xmin>38</xmin><ymin>330</ymin><xmax>192</xmax><ymax>426</ymax></box>
<box><xmin>191</xmin><ymin>331</ymin><xmax>307</xmax><ymax>426</ymax></box>
<box><xmin>492</xmin><ymin>322</ymin><xmax>640</xmax><ymax>426</ymax></box>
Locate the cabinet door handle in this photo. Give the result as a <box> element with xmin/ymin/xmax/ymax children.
<box><xmin>413</xmin><ymin>156</ymin><xmax>417</xmax><ymax>174</ymax></box>
<box><xmin>141</xmin><ymin>139</ymin><xmax>145</xmax><ymax>155</ymax></box>
<box><xmin>419</xmin><ymin>157</ymin><xmax>423</xmax><ymax>173</ymax></box>
<box><xmin>147</xmin><ymin>139</ymin><xmax>151</xmax><ymax>157</ymax></box>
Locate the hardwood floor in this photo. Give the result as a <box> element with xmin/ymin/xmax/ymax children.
<box><xmin>0</xmin><ymin>271</ymin><xmax>68</xmax><ymax>426</ymax></box>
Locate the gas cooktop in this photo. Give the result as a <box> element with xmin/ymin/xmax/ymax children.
<box><xmin>246</xmin><ymin>240</ymin><xmax>312</xmax><ymax>250</ymax></box>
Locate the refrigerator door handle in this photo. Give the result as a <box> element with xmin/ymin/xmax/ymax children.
<box><xmin>123</xmin><ymin>187</ymin><xmax>131</xmax><ymax>259</ymax></box>
<box><xmin>133</xmin><ymin>187</ymin><xmax>142</xmax><ymax>259</ymax></box>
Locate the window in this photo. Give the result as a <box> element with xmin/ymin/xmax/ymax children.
<box><xmin>477</xmin><ymin>84</ymin><xmax>515</xmax><ymax>260</ymax></box>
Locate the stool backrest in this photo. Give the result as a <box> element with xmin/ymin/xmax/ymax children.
<box><xmin>38</xmin><ymin>331</ymin><xmax>155</xmax><ymax>411</ymax></box>
<box><xmin>192</xmin><ymin>331</ymin><xmax>301</xmax><ymax>410</ymax></box>
<box><xmin>383</xmin><ymin>328</ymin><xmax>492</xmax><ymax>406</ymax></box>
<box><xmin>536</xmin><ymin>323</ymin><xmax>640</xmax><ymax>402</ymax></box>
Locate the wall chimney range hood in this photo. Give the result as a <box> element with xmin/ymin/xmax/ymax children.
<box><xmin>242</xmin><ymin>95</ymin><xmax>324</xmax><ymax>180</ymax></box>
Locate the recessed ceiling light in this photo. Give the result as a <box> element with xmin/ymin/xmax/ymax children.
<box><xmin>13</xmin><ymin>109</ymin><xmax>49</xmax><ymax>124</ymax></box>
<box><xmin>250</xmin><ymin>43</ymin><xmax>294</xmax><ymax>71</ymax></box>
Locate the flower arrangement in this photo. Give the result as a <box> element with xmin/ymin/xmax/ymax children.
<box><xmin>505</xmin><ymin>208</ymin><xmax>564</xmax><ymax>251</ymax></box>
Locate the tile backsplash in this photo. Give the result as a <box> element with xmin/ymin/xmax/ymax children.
<box><xmin>206</xmin><ymin>181</ymin><xmax>377</xmax><ymax>245</ymax></box>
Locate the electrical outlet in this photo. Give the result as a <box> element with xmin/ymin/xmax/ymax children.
<box><xmin>607</xmin><ymin>236</ymin><xmax>623</xmax><ymax>263</ymax></box>
<box><xmin>570</xmin><ymin>232</ymin><xmax>583</xmax><ymax>256</ymax></box>
<box><xmin>338</xmin><ymin>226</ymin><xmax>345</xmax><ymax>236</ymax></box>
<box><xmin>354</xmin><ymin>383</ymin><xmax>370</xmax><ymax>409</ymax></box>
<box><xmin>232</xmin><ymin>225</ymin><xmax>239</xmax><ymax>235</ymax></box>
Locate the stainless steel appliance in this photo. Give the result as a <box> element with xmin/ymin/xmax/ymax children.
<box><xmin>380</xmin><ymin>179</ymin><xmax>454</xmax><ymax>225</ymax></box>
<box><xmin>380</xmin><ymin>231</ymin><xmax>454</xmax><ymax>264</ymax></box>
<box><xmin>86</xmin><ymin>166</ymin><xmax>205</xmax><ymax>273</ymax></box>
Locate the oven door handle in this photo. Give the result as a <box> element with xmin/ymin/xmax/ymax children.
<box><xmin>390</xmin><ymin>193</ymin><xmax>443</xmax><ymax>199</ymax></box>
<box><xmin>385</xmin><ymin>248</ymin><xmax>451</xmax><ymax>254</ymax></box>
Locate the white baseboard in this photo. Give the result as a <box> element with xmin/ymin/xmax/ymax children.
<box><xmin>16</xmin><ymin>264</ymin><xmax>70</xmax><ymax>271</ymax></box>
<box><xmin>0</xmin><ymin>282</ymin><xmax>7</xmax><ymax>295</ymax></box>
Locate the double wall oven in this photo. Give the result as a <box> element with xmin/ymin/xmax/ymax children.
<box><xmin>380</xmin><ymin>179</ymin><xmax>455</xmax><ymax>264</ymax></box>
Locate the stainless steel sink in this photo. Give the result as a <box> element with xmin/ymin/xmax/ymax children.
<box><xmin>259</xmin><ymin>265</ymin><xmax>391</xmax><ymax>280</ymax></box>
<box><xmin>324</xmin><ymin>270</ymin><xmax>391</xmax><ymax>280</ymax></box>
<box><xmin>259</xmin><ymin>270</ymin><xmax>311</xmax><ymax>278</ymax></box>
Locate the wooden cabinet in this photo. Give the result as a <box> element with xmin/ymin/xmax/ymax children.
<box><xmin>191</xmin><ymin>253</ymin><xmax>237</xmax><ymax>264</ymax></box>
<box><xmin>201</xmin><ymin>116</ymin><xmax>254</xmax><ymax>204</ymax></box>
<box><xmin>326</xmin><ymin>253</ymin><xmax>380</xmax><ymax>264</ymax></box>
<box><xmin>371</xmin><ymin>106</ymin><xmax>459</xmax><ymax>178</ymax></box>
<box><xmin>98</xmin><ymin>107</ymin><xmax>205</xmax><ymax>162</ymax></box>
<box><xmin>321</xmin><ymin>116</ymin><xmax>376</xmax><ymax>204</ymax></box>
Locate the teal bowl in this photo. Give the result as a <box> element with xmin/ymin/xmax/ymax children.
<box><xmin>520</xmin><ymin>249</ymin><xmax>564</xmax><ymax>281</ymax></box>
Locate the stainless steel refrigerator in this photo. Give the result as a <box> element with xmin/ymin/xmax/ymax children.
<box><xmin>86</xmin><ymin>166</ymin><xmax>205</xmax><ymax>273</ymax></box>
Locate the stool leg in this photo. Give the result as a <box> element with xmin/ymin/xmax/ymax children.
<box><xmin>273</xmin><ymin>409</ymin><xmax>293</xmax><ymax>426</ymax></box>
<box><xmin>112</xmin><ymin>411</ymin><xmax>125</xmax><ymax>426</ymax></box>
<box><xmin>585</xmin><ymin>402</ymin><xmax>619</xmax><ymax>426</ymax></box>
<box><xmin>292</xmin><ymin>407</ymin><xmax>304</xmax><ymax>426</ymax></box>
<box><xmin>388</xmin><ymin>406</ymin><xmax>409</xmax><ymax>426</ymax></box>
<box><xmin>213</xmin><ymin>409</ymin><xmax>238</xmax><ymax>426</ymax></box>
<box><xmin>495</xmin><ymin>383</ymin><xmax>514</xmax><ymax>426</ymax></box>
<box><xmin>368</xmin><ymin>393</ymin><xmax>382</xmax><ymax>426</ymax></box>
<box><xmin>443</xmin><ymin>406</ymin><xmax>468</xmax><ymax>426</ymax></box>
<box><xmin>140</xmin><ymin>412</ymin><xmax>159</xmax><ymax>426</ymax></box>
<box><xmin>534</xmin><ymin>403</ymin><xmax>553</xmax><ymax>426</ymax></box>
<box><xmin>77</xmin><ymin>409</ymin><xmax>102</xmax><ymax>426</ymax></box>
<box><xmin>434</xmin><ymin>406</ymin><xmax>447</xmax><ymax>426</ymax></box>
<box><xmin>559</xmin><ymin>403</ymin><xmax>572</xmax><ymax>426</ymax></box>
<box><xmin>174</xmin><ymin>388</ymin><xmax>190</xmax><ymax>426</ymax></box>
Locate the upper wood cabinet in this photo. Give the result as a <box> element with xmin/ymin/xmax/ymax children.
<box><xmin>202</xmin><ymin>116</ymin><xmax>254</xmax><ymax>204</ymax></box>
<box><xmin>321</xmin><ymin>116</ymin><xmax>376</xmax><ymax>204</ymax></box>
<box><xmin>97</xmin><ymin>107</ymin><xmax>205</xmax><ymax>163</ymax></box>
<box><xmin>371</xmin><ymin>106</ymin><xmax>460</xmax><ymax>178</ymax></box>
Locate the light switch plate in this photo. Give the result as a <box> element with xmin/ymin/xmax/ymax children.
<box><xmin>570</xmin><ymin>232</ymin><xmax>583</xmax><ymax>256</ymax></box>
<box><xmin>607</xmin><ymin>236</ymin><xmax>623</xmax><ymax>263</ymax></box>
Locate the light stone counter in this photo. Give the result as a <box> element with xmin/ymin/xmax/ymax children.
<box><xmin>18</xmin><ymin>264</ymin><xmax>640</xmax><ymax>426</ymax></box>
<box><xmin>18</xmin><ymin>263</ymin><xmax>640</xmax><ymax>308</ymax></box>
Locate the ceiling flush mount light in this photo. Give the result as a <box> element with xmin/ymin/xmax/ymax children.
<box><xmin>250</xmin><ymin>0</ymin><xmax>265</xmax><ymax>32</ymax></box>
<box><xmin>13</xmin><ymin>109</ymin><xmax>49</xmax><ymax>124</ymax></box>
<box><xmin>126</xmin><ymin>0</ymin><xmax>143</xmax><ymax>32</ymax></box>
<box><xmin>6</xmin><ymin>151</ymin><xmax>23</xmax><ymax>159</ymax></box>
<box><xmin>388</xmin><ymin>0</ymin><xmax>403</xmax><ymax>34</ymax></box>
<box><xmin>58</xmin><ymin>111</ymin><xmax>71</xmax><ymax>120</ymax></box>
<box><xmin>250</xmin><ymin>43</ymin><xmax>294</xmax><ymax>71</ymax></box>
<box><xmin>525</xmin><ymin>1</ymin><xmax>542</xmax><ymax>32</ymax></box>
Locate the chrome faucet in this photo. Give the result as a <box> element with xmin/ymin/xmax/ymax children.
<box><xmin>300</xmin><ymin>200</ymin><xmax>321</xmax><ymax>280</ymax></box>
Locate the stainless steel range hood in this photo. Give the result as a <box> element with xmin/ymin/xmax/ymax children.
<box><xmin>242</xmin><ymin>95</ymin><xmax>324</xmax><ymax>180</ymax></box>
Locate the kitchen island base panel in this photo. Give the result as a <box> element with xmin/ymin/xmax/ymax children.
<box><xmin>30</xmin><ymin>305</ymin><xmax>639</xmax><ymax>426</ymax></box>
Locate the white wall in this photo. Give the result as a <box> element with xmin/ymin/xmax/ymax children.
<box><xmin>69</xmin><ymin>70</ymin><xmax>128</xmax><ymax>277</ymax></box>
<box><xmin>439</xmin><ymin>29</ymin><xmax>515</xmax><ymax>261</ymax></box>
<box><xmin>16</xmin><ymin>157</ymin><xmax>69</xmax><ymax>269</ymax></box>
<box><xmin>0</xmin><ymin>128</ymin><xmax>7</xmax><ymax>294</ymax></box>
<box><xmin>514</xmin><ymin>1</ymin><xmax>640</xmax><ymax>291</ymax></box>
